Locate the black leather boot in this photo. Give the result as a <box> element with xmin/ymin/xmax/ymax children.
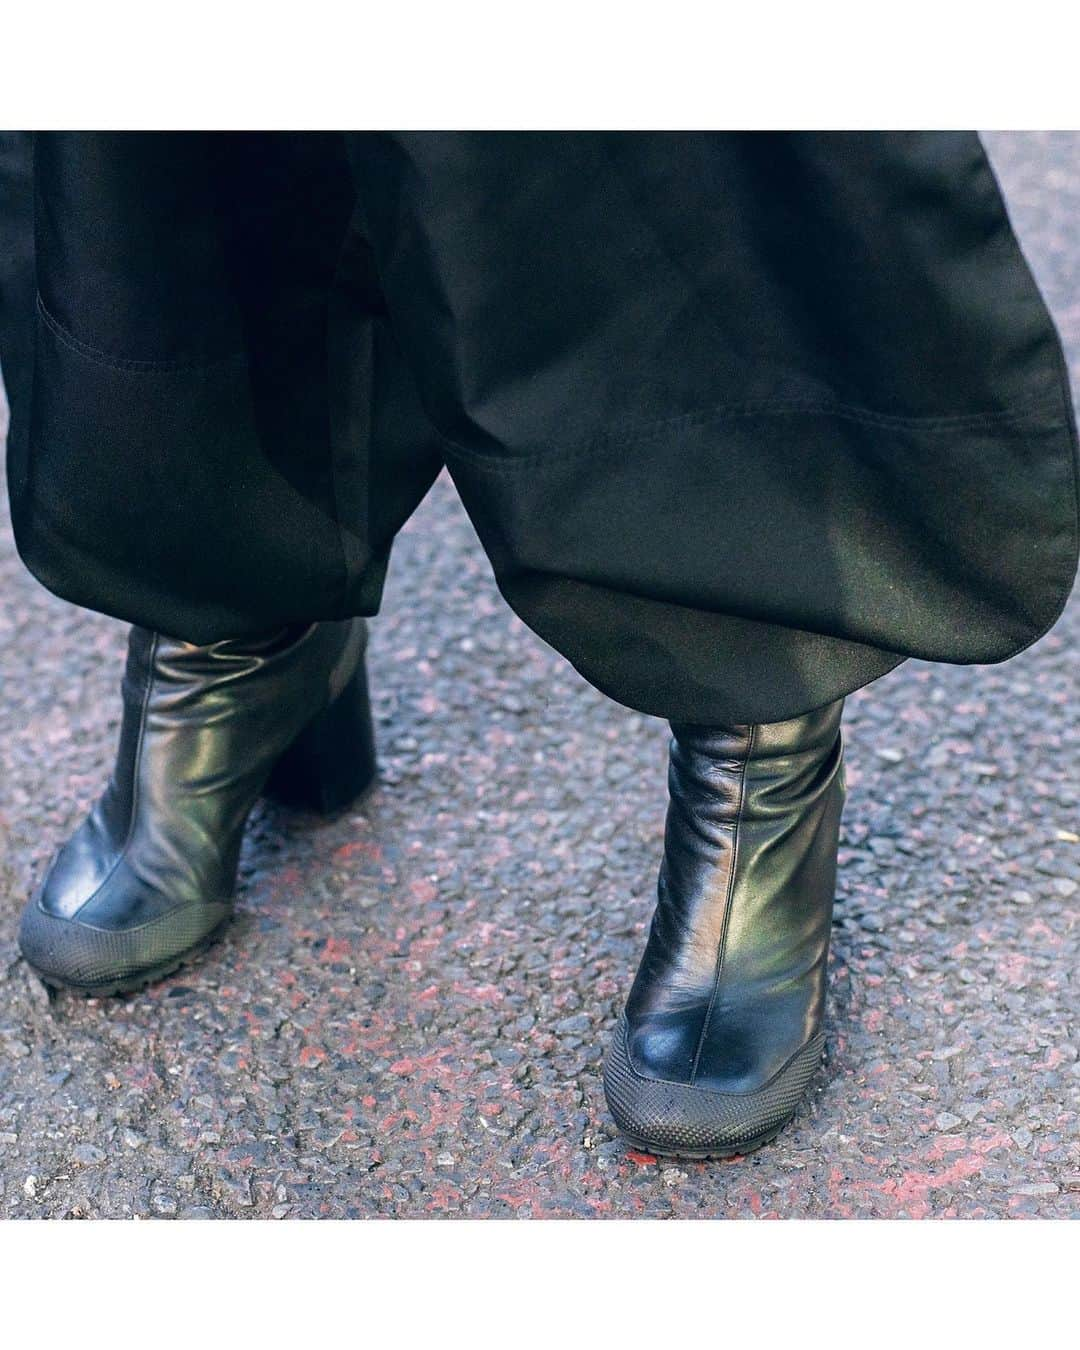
<box><xmin>603</xmin><ymin>699</ymin><xmax>845</xmax><ymax>1157</ymax></box>
<box><xmin>18</xmin><ymin>620</ymin><xmax>376</xmax><ymax>995</ymax></box>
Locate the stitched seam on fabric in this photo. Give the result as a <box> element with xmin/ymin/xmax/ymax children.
<box><xmin>37</xmin><ymin>294</ymin><xmax>246</xmax><ymax>373</ymax></box>
<box><xmin>434</xmin><ymin>390</ymin><xmax>1066</xmax><ymax>474</ymax></box>
<box><xmin>71</xmin><ymin>632</ymin><xmax>158</xmax><ymax>920</ymax></box>
<box><xmin>689</xmin><ymin>724</ymin><xmax>753</xmax><ymax>1086</ymax></box>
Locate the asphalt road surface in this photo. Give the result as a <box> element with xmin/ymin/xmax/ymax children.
<box><xmin>0</xmin><ymin>132</ymin><xmax>1076</xmax><ymax>1218</ymax></box>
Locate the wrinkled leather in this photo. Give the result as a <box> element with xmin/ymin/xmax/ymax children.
<box><xmin>624</xmin><ymin>700</ymin><xmax>845</xmax><ymax>1093</ymax></box>
<box><xmin>34</xmin><ymin>620</ymin><xmax>366</xmax><ymax>929</ymax></box>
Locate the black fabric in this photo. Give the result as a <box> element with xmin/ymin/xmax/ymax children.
<box><xmin>0</xmin><ymin>132</ymin><xmax>33</xmax><ymax>502</ymax></box>
<box><xmin>5</xmin><ymin>132</ymin><xmax>1079</xmax><ymax>723</ymax></box>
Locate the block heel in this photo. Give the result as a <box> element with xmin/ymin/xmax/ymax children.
<box><xmin>263</xmin><ymin>665</ymin><xmax>378</xmax><ymax>814</ymax></box>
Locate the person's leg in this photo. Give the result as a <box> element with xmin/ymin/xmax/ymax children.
<box><xmin>13</xmin><ymin>133</ymin><xmax>443</xmax><ymax>992</ymax></box>
<box><xmin>604</xmin><ymin>703</ymin><xmax>844</xmax><ymax>1156</ymax></box>
<box><xmin>19</xmin><ymin>622</ymin><xmax>374</xmax><ymax>994</ymax></box>
<box><xmin>348</xmin><ymin>132</ymin><xmax>1077</xmax><ymax>1155</ymax></box>
<box><xmin>13</xmin><ymin>132</ymin><xmax>1077</xmax><ymax>1151</ymax></box>
<box><xmin>0</xmin><ymin>131</ymin><xmax>34</xmax><ymax>506</ymax></box>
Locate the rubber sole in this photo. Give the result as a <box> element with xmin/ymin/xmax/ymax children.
<box><xmin>603</xmin><ymin>1017</ymin><xmax>825</xmax><ymax>1159</ymax></box>
<box><xmin>21</xmin><ymin>630</ymin><xmax>379</xmax><ymax>1000</ymax></box>
<box><xmin>618</xmin><ymin>1119</ymin><xmax>788</xmax><ymax>1160</ymax></box>
<box><xmin>24</xmin><ymin>915</ymin><xmax>233</xmax><ymax>999</ymax></box>
<box><xmin>23</xmin><ymin>763</ymin><xmax>377</xmax><ymax>1001</ymax></box>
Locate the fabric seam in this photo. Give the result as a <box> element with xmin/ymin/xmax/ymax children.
<box><xmin>434</xmin><ymin>390</ymin><xmax>1067</xmax><ymax>475</ymax></box>
<box><xmin>37</xmin><ymin>293</ymin><xmax>246</xmax><ymax>373</ymax></box>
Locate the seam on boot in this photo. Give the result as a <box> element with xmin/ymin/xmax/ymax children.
<box><xmin>67</xmin><ymin>630</ymin><xmax>159</xmax><ymax>921</ymax></box>
<box><xmin>689</xmin><ymin>722</ymin><xmax>754</xmax><ymax>1086</ymax></box>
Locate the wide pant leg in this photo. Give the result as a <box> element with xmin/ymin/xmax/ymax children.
<box><xmin>346</xmin><ymin>133</ymin><xmax>1077</xmax><ymax>724</ymax></box>
<box><xmin>0</xmin><ymin>131</ymin><xmax>34</xmax><ymax>494</ymax></box>
<box><xmin>19</xmin><ymin>133</ymin><xmax>445</xmax><ymax>642</ymax></box>
<box><xmin>11</xmin><ymin>133</ymin><xmax>1079</xmax><ymax>726</ymax></box>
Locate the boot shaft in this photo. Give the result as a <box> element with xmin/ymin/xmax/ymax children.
<box><xmin>626</xmin><ymin>699</ymin><xmax>845</xmax><ymax>1088</ymax></box>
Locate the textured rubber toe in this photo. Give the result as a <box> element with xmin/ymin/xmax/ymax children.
<box><xmin>18</xmin><ymin>899</ymin><xmax>232</xmax><ymax>996</ymax></box>
<box><xmin>602</xmin><ymin>1017</ymin><xmax>825</xmax><ymax>1158</ymax></box>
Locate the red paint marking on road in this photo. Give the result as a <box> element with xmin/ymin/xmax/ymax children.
<box><xmin>126</xmin><ymin>1067</ymin><xmax>162</xmax><ymax>1091</ymax></box>
<box><xmin>452</xmin><ymin>981</ymin><xmax>504</xmax><ymax>1005</ymax></box>
<box><xmin>333</xmin><ymin>839</ymin><xmax>382</xmax><ymax>862</ymax></box>
<box><xmin>419</xmin><ymin>1088</ymin><xmax>467</xmax><ymax>1131</ymax></box>
<box><xmin>996</xmin><ymin>952</ymin><xmax>1030</xmax><ymax>986</ymax></box>
<box><xmin>972</xmin><ymin>1132</ymin><xmax>1014</xmax><ymax>1154</ymax></box>
<box><xmin>426</xmin><ymin>1184</ymin><xmax>464</xmax><ymax>1213</ymax></box>
<box><xmin>379</xmin><ymin>1110</ymin><xmax>421</xmax><ymax>1131</ymax></box>
<box><xmin>626</xmin><ymin>1149</ymin><xmax>658</xmax><ymax>1166</ymax></box>
<box><xmin>919</xmin><ymin>1134</ymin><xmax>972</xmax><ymax>1163</ymax></box>
<box><xmin>390</xmin><ymin>1048</ymin><xmax>455</xmax><ymax>1079</ymax></box>
<box><xmin>833</xmin><ymin>1131</ymin><xmax>1012</xmax><ymax>1218</ymax></box>
<box><xmin>1025</xmin><ymin>918</ymin><xmax>1058</xmax><ymax>943</ymax></box>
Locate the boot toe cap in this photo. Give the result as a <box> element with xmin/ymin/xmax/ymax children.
<box><xmin>18</xmin><ymin>898</ymin><xmax>230</xmax><ymax>995</ymax></box>
<box><xmin>603</xmin><ymin>1016</ymin><xmax>825</xmax><ymax>1157</ymax></box>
